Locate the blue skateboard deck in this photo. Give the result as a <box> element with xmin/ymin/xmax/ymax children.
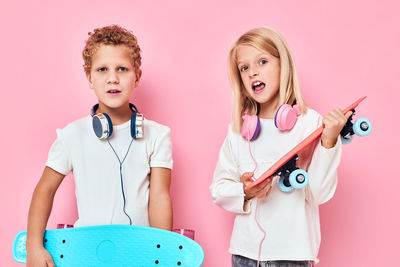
<box><xmin>13</xmin><ymin>225</ymin><xmax>204</xmax><ymax>267</ymax></box>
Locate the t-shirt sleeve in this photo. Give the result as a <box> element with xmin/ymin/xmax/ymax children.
<box><xmin>149</xmin><ymin>126</ymin><xmax>173</xmax><ymax>169</ymax></box>
<box><xmin>45</xmin><ymin>129</ymin><xmax>73</xmax><ymax>175</ymax></box>
<box><xmin>210</xmin><ymin>126</ymin><xmax>249</xmax><ymax>214</ymax></box>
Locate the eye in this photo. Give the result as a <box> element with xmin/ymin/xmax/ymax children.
<box><xmin>118</xmin><ymin>67</ymin><xmax>128</xmax><ymax>71</ymax></box>
<box><xmin>259</xmin><ymin>59</ymin><xmax>267</xmax><ymax>65</ymax></box>
<box><xmin>97</xmin><ymin>67</ymin><xmax>107</xmax><ymax>72</ymax></box>
<box><xmin>240</xmin><ymin>65</ymin><xmax>248</xmax><ymax>72</ymax></box>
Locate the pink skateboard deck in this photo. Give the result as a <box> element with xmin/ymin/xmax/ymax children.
<box><xmin>246</xmin><ymin>96</ymin><xmax>367</xmax><ymax>190</ymax></box>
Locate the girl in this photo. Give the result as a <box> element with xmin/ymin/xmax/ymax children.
<box><xmin>210</xmin><ymin>27</ymin><xmax>351</xmax><ymax>267</ymax></box>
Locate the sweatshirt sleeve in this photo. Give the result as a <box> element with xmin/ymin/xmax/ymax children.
<box><xmin>305</xmin><ymin>115</ymin><xmax>342</xmax><ymax>205</ymax></box>
<box><xmin>210</xmin><ymin>126</ymin><xmax>250</xmax><ymax>214</ymax></box>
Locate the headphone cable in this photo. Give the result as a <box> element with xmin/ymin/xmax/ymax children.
<box><xmin>247</xmin><ymin>130</ymin><xmax>266</xmax><ymax>267</ymax></box>
<box><xmin>107</xmin><ymin>136</ymin><xmax>135</xmax><ymax>225</ymax></box>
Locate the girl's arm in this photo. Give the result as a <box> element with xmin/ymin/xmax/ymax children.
<box><xmin>305</xmin><ymin>109</ymin><xmax>352</xmax><ymax>204</ymax></box>
<box><xmin>210</xmin><ymin>128</ymin><xmax>246</xmax><ymax>213</ymax></box>
<box><xmin>26</xmin><ymin>166</ymin><xmax>65</xmax><ymax>267</ymax></box>
<box><xmin>148</xmin><ymin>167</ymin><xmax>172</xmax><ymax>230</ymax></box>
<box><xmin>210</xmin><ymin>126</ymin><xmax>272</xmax><ymax>213</ymax></box>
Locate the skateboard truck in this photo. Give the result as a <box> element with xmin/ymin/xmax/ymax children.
<box><xmin>173</xmin><ymin>228</ymin><xmax>195</xmax><ymax>240</ymax></box>
<box><xmin>57</xmin><ymin>224</ymin><xmax>74</xmax><ymax>229</ymax></box>
<box><xmin>340</xmin><ymin>109</ymin><xmax>372</xmax><ymax>144</ymax></box>
<box><xmin>275</xmin><ymin>154</ymin><xmax>309</xmax><ymax>192</ymax></box>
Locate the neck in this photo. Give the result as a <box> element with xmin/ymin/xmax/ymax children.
<box><xmin>95</xmin><ymin>103</ymin><xmax>132</xmax><ymax>125</ymax></box>
<box><xmin>258</xmin><ymin>97</ymin><xmax>280</xmax><ymax>119</ymax></box>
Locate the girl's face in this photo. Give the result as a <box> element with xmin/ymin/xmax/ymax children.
<box><xmin>236</xmin><ymin>45</ymin><xmax>280</xmax><ymax>117</ymax></box>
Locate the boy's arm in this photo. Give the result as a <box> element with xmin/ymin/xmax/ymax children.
<box><xmin>148</xmin><ymin>167</ymin><xmax>172</xmax><ymax>231</ymax></box>
<box><xmin>26</xmin><ymin>166</ymin><xmax>65</xmax><ymax>265</ymax></box>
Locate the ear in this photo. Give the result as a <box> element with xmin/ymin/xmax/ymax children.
<box><xmin>135</xmin><ymin>69</ymin><xmax>142</xmax><ymax>87</ymax></box>
<box><xmin>86</xmin><ymin>72</ymin><xmax>94</xmax><ymax>89</ymax></box>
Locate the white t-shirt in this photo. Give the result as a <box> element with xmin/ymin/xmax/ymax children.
<box><xmin>46</xmin><ymin>115</ymin><xmax>173</xmax><ymax>227</ymax></box>
<box><xmin>210</xmin><ymin>109</ymin><xmax>342</xmax><ymax>262</ymax></box>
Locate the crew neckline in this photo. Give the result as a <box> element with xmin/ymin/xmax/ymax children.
<box><xmin>258</xmin><ymin>117</ymin><xmax>274</xmax><ymax>122</ymax></box>
<box><xmin>113</xmin><ymin>119</ymin><xmax>131</xmax><ymax>129</ymax></box>
<box><xmin>87</xmin><ymin>115</ymin><xmax>132</xmax><ymax>130</ymax></box>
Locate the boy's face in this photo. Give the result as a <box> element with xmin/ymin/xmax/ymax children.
<box><xmin>87</xmin><ymin>44</ymin><xmax>141</xmax><ymax>110</ymax></box>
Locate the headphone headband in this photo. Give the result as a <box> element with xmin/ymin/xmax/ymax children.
<box><xmin>91</xmin><ymin>103</ymin><xmax>139</xmax><ymax>116</ymax></box>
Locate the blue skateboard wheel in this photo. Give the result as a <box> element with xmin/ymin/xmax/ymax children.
<box><xmin>353</xmin><ymin>118</ymin><xmax>372</xmax><ymax>136</ymax></box>
<box><xmin>341</xmin><ymin>134</ymin><xmax>354</xmax><ymax>144</ymax></box>
<box><xmin>278</xmin><ymin>176</ymin><xmax>294</xmax><ymax>192</ymax></box>
<box><xmin>289</xmin><ymin>169</ymin><xmax>309</xmax><ymax>189</ymax></box>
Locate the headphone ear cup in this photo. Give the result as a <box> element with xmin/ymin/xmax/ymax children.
<box><xmin>92</xmin><ymin>113</ymin><xmax>113</xmax><ymax>140</ymax></box>
<box><xmin>130</xmin><ymin>112</ymin><xmax>136</xmax><ymax>139</ymax></box>
<box><xmin>275</xmin><ymin>104</ymin><xmax>289</xmax><ymax>130</ymax></box>
<box><xmin>241</xmin><ymin>112</ymin><xmax>261</xmax><ymax>141</ymax></box>
<box><xmin>132</xmin><ymin>113</ymin><xmax>144</xmax><ymax>139</ymax></box>
<box><xmin>103</xmin><ymin>113</ymin><xmax>113</xmax><ymax>137</ymax></box>
<box><xmin>275</xmin><ymin>104</ymin><xmax>299</xmax><ymax>131</ymax></box>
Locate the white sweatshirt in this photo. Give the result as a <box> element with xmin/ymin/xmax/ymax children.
<box><xmin>210</xmin><ymin>108</ymin><xmax>341</xmax><ymax>262</ymax></box>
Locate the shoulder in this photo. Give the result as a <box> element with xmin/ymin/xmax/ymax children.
<box><xmin>299</xmin><ymin>107</ymin><xmax>322</xmax><ymax>126</ymax></box>
<box><xmin>225</xmin><ymin>123</ymin><xmax>242</xmax><ymax>144</ymax></box>
<box><xmin>227</xmin><ymin>123</ymin><xmax>239</xmax><ymax>137</ymax></box>
<box><xmin>294</xmin><ymin>107</ymin><xmax>324</xmax><ymax>137</ymax></box>
<box><xmin>144</xmin><ymin>118</ymin><xmax>171</xmax><ymax>138</ymax></box>
<box><xmin>56</xmin><ymin>116</ymin><xmax>92</xmax><ymax>138</ymax></box>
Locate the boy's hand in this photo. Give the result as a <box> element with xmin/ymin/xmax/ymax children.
<box><xmin>241</xmin><ymin>172</ymin><xmax>273</xmax><ymax>200</ymax></box>
<box><xmin>26</xmin><ymin>166</ymin><xmax>64</xmax><ymax>267</ymax></box>
<box><xmin>26</xmin><ymin>246</ymin><xmax>56</xmax><ymax>267</ymax></box>
<box><xmin>321</xmin><ymin>109</ymin><xmax>353</xmax><ymax>149</ymax></box>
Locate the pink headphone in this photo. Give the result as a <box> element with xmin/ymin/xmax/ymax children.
<box><xmin>241</xmin><ymin>103</ymin><xmax>300</xmax><ymax>140</ymax></box>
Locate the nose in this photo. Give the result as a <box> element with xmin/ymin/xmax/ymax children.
<box><xmin>248</xmin><ymin>65</ymin><xmax>259</xmax><ymax>77</ymax></box>
<box><xmin>107</xmin><ymin>70</ymin><xmax>119</xmax><ymax>84</ymax></box>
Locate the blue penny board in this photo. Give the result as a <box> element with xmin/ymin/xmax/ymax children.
<box><xmin>13</xmin><ymin>225</ymin><xmax>204</xmax><ymax>267</ymax></box>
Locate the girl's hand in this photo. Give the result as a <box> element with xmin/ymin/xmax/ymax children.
<box><xmin>240</xmin><ymin>172</ymin><xmax>273</xmax><ymax>200</ymax></box>
<box><xmin>321</xmin><ymin>109</ymin><xmax>353</xmax><ymax>148</ymax></box>
<box><xmin>26</xmin><ymin>246</ymin><xmax>56</xmax><ymax>267</ymax></box>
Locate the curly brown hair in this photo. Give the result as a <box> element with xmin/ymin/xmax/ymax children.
<box><xmin>82</xmin><ymin>25</ymin><xmax>141</xmax><ymax>76</ymax></box>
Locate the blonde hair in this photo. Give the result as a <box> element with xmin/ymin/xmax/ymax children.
<box><xmin>228</xmin><ymin>27</ymin><xmax>307</xmax><ymax>132</ymax></box>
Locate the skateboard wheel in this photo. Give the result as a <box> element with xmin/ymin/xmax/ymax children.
<box><xmin>340</xmin><ymin>134</ymin><xmax>353</xmax><ymax>144</ymax></box>
<box><xmin>289</xmin><ymin>169</ymin><xmax>309</xmax><ymax>189</ymax></box>
<box><xmin>353</xmin><ymin>118</ymin><xmax>371</xmax><ymax>136</ymax></box>
<box><xmin>278</xmin><ymin>176</ymin><xmax>294</xmax><ymax>192</ymax></box>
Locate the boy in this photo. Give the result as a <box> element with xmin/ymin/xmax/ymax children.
<box><xmin>26</xmin><ymin>25</ymin><xmax>173</xmax><ymax>267</ymax></box>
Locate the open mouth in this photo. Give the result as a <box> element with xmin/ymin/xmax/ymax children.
<box><xmin>107</xmin><ymin>89</ymin><xmax>121</xmax><ymax>94</ymax></box>
<box><xmin>252</xmin><ymin>81</ymin><xmax>265</xmax><ymax>94</ymax></box>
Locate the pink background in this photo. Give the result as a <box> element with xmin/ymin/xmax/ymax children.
<box><xmin>1</xmin><ymin>0</ymin><xmax>398</xmax><ymax>266</ymax></box>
